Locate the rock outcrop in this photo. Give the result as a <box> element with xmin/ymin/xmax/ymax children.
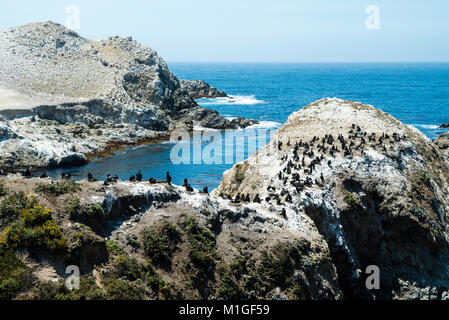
<box><xmin>214</xmin><ymin>98</ymin><xmax>449</xmax><ymax>300</ymax></box>
<box><xmin>0</xmin><ymin>22</ymin><xmax>238</xmax><ymax>169</ymax></box>
<box><xmin>1</xmin><ymin>174</ymin><xmax>341</xmax><ymax>300</ymax></box>
<box><xmin>179</xmin><ymin>80</ymin><xmax>227</xmax><ymax>99</ymax></box>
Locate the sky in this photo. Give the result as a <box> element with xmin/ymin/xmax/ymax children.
<box><xmin>0</xmin><ymin>0</ymin><xmax>448</xmax><ymax>62</ymax></box>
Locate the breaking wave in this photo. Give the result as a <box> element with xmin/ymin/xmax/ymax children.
<box><xmin>198</xmin><ymin>95</ymin><xmax>265</xmax><ymax>106</ymax></box>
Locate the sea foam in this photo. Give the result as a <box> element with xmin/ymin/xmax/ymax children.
<box><xmin>198</xmin><ymin>95</ymin><xmax>265</xmax><ymax>106</ymax></box>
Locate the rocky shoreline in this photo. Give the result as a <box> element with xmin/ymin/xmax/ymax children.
<box><xmin>0</xmin><ymin>22</ymin><xmax>251</xmax><ymax>170</ymax></box>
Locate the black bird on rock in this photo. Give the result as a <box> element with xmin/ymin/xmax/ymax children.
<box><xmin>202</xmin><ymin>187</ymin><xmax>209</xmax><ymax>194</ymax></box>
<box><xmin>136</xmin><ymin>171</ymin><xmax>143</xmax><ymax>182</ymax></box>
<box><xmin>87</xmin><ymin>172</ymin><xmax>97</xmax><ymax>182</ymax></box>
<box><xmin>22</xmin><ymin>168</ymin><xmax>33</xmax><ymax>178</ymax></box>
<box><xmin>61</xmin><ymin>172</ymin><xmax>72</xmax><ymax>180</ymax></box>
<box><xmin>40</xmin><ymin>171</ymin><xmax>48</xmax><ymax>179</ymax></box>
<box><xmin>129</xmin><ymin>175</ymin><xmax>136</xmax><ymax>182</ymax></box>
<box><xmin>253</xmin><ymin>194</ymin><xmax>261</xmax><ymax>203</ymax></box>
<box><xmin>166</xmin><ymin>172</ymin><xmax>172</xmax><ymax>186</ymax></box>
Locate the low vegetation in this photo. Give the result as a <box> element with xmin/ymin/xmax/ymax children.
<box><xmin>0</xmin><ymin>205</ymin><xmax>67</xmax><ymax>253</ymax></box>
<box><xmin>142</xmin><ymin>223</ymin><xmax>180</xmax><ymax>268</ymax></box>
<box><xmin>0</xmin><ymin>180</ymin><xmax>7</xmax><ymax>197</ymax></box>
<box><xmin>36</xmin><ymin>179</ymin><xmax>81</xmax><ymax>196</ymax></box>
<box><xmin>0</xmin><ymin>249</ymin><xmax>33</xmax><ymax>300</ymax></box>
<box><xmin>344</xmin><ymin>191</ymin><xmax>358</xmax><ymax>209</ymax></box>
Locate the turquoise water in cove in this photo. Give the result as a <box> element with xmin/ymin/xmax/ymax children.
<box><xmin>46</xmin><ymin>63</ymin><xmax>449</xmax><ymax>190</ymax></box>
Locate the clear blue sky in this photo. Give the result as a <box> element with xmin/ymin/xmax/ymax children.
<box><xmin>1</xmin><ymin>0</ymin><xmax>448</xmax><ymax>62</ymax></box>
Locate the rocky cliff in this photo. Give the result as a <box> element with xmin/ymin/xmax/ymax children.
<box><xmin>0</xmin><ymin>22</ymin><xmax>236</xmax><ymax>169</ymax></box>
<box><xmin>214</xmin><ymin>98</ymin><xmax>449</xmax><ymax>300</ymax></box>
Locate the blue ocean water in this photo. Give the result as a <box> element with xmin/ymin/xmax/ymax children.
<box><xmin>46</xmin><ymin>63</ymin><xmax>449</xmax><ymax>189</ymax></box>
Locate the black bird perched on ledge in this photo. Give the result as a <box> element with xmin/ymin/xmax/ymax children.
<box><xmin>129</xmin><ymin>175</ymin><xmax>136</xmax><ymax>182</ymax></box>
<box><xmin>87</xmin><ymin>172</ymin><xmax>97</xmax><ymax>182</ymax></box>
<box><xmin>202</xmin><ymin>187</ymin><xmax>209</xmax><ymax>194</ymax></box>
<box><xmin>136</xmin><ymin>170</ymin><xmax>143</xmax><ymax>182</ymax></box>
<box><xmin>20</xmin><ymin>168</ymin><xmax>33</xmax><ymax>178</ymax></box>
<box><xmin>40</xmin><ymin>171</ymin><xmax>48</xmax><ymax>179</ymax></box>
<box><xmin>166</xmin><ymin>172</ymin><xmax>172</xmax><ymax>186</ymax></box>
<box><xmin>61</xmin><ymin>172</ymin><xmax>72</xmax><ymax>180</ymax></box>
<box><xmin>183</xmin><ymin>178</ymin><xmax>188</xmax><ymax>187</ymax></box>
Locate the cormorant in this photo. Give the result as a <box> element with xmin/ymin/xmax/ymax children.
<box><xmin>136</xmin><ymin>171</ymin><xmax>143</xmax><ymax>182</ymax></box>
<box><xmin>166</xmin><ymin>172</ymin><xmax>172</xmax><ymax>186</ymax></box>
<box><xmin>61</xmin><ymin>172</ymin><xmax>72</xmax><ymax>180</ymax></box>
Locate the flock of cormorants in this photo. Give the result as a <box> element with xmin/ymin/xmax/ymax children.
<box><xmin>220</xmin><ymin>125</ymin><xmax>407</xmax><ymax>208</ymax></box>
<box><xmin>0</xmin><ymin>168</ymin><xmax>210</xmax><ymax>194</ymax></box>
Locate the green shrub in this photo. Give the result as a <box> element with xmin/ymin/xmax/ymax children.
<box><xmin>218</xmin><ymin>267</ymin><xmax>241</xmax><ymax>300</ymax></box>
<box><xmin>106</xmin><ymin>240</ymin><xmax>123</xmax><ymax>256</ymax></box>
<box><xmin>142</xmin><ymin>223</ymin><xmax>180</xmax><ymax>268</ymax></box>
<box><xmin>185</xmin><ymin>217</ymin><xmax>218</xmax><ymax>270</ymax></box>
<box><xmin>32</xmin><ymin>276</ymin><xmax>106</xmax><ymax>300</ymax></box>
<box><xmin>86</xmin><ymin>204</ymin><xmax>105</xmax><ymax>220</ymax></box>
<box><xmin>0</xmin><ymin>205</ymin><xmax>67</xmax><ymax>253</ymax></box>
<box><xmin>230</xmin><ymin>255</ymin><xmax>248</xmax><ymax>279</ymax></box>
<box><xmin>126</xmin><ymin>234</ymin><xmax>140</xmax><ymax>249</ymax></box>
<box><xmin>0</xmin><ymin>181</ymin><xmax>7</xmax><ymax>197</ymax></box>
<box><xmin>344</xmin><ymin>191</ymin><xmax>358</xmax><ymax>209</ymax></box>
<box><xmin>243</xmin><ymin>241</ymin><xmax>307</xmax><ymax>298</ymax></box>
<box><xmin>0</xmin><ymin>192</ymin><xmax>37</xmax><ymax>225</ymax></box>
<box><xmin>36</xmin><ymin>179</ymin><xmax>81</xmax><ymax>196</ymax></box>
<box><xmin>103</xmin><ymin>255</ymin><xmax>168</xmax><ymax>300</ymax></box>
<box><xmin>234</xmin><ymin>164</ymin><xmax>245</xmax><ymax>184</ymax></box>
<box><xmin>69</xmin><ymin>200</ymin><xmax>106</xmax><ymax>233</ymax></box>
<box><xmin>0</xmin><ymin>249</ymin><xmax>33</xmax><ymax>300</ymax></box>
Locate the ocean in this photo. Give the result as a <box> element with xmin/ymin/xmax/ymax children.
<box><xmin>46</xmin><ymin>63</ymin><xmax>449</xmax><ymax>189</ymax></box>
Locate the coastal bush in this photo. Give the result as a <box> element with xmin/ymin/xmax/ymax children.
<box><xmin>0</xmin><ymin>249</ymin><xmax>33</xmax><ymax>300</ymax></box>
<box><xmin>32</xmin><ymin>276</ymin><xmax>106</xmax><ymax>300</ymax></box>
<box><xmin>344</xmin><ymin>191</ymin><xmax>358</xmax><ymax>209</ymax></box>
<box><xmin>0</xmin><ymin>192</ymin><xmax>37</xmax><ymax>225</ymax></box>
<box><xmin>126</xmin><ymin>234</ymin><xmax>140</xmax><ymax>249</ymax></box>
<box><xmin>0</xmin><ymin>205</ymin><xmax>67</xmax><ymax>253</ymax></box>
<box><xmin>218</xmin><ymin>267</ymin><xmax>241</xmax><ymax>300</ymax></box>
<box><xmin>142</xmin><ymin>223</ymin><xmax>180</xmax><ymax>268</ymax></box>
<box><xmin>102</xmin><ymin>255</ymin><xmax>169</xmax><ymax>300</ymax></box>
<box><xmin>36</xmin><ymin>179</ymin><xmax>81</xmax><ymax>196</ymax></box>
<box><xmin>69</xmin><ymin>200</ymin><xmax>106</xmax><ymax>233</ymax></box>
<box><xmin>0</xmin><ymin>181</ymin><xmax>6</xmax><ymax>197</ymax></box>
<box><xmin>243</xmin><ymin>241</ymin><xmax>307</xmax><ymax>298</ymax></box>
<box><xmin>181</xmin><ymin>216</ymin><xmax>219</xmax><ymax>295</ymax></box>
<box><xmin>106</xmin><ymin>240</ymin><xmax>123</xmax><ymax>256</ymax></box>
<box><xmin>230</xmin><ymin>255</ymin><xmax>248</xmax><ymax>279</ymax></box>
<box><xmin>185</xmin><ymin>217</ymin><xmax>218</xmax><ymax>270</ymax></box>
<box><xmin>234</xmin><ymin>164</ymin><xmax>245</xmax><ymax>184</ymax></box>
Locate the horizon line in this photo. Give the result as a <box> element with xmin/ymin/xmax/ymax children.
<box><xmin>167</xmin><ymin>61</ymin><xmax>449</xmax><ymax>64</ymax></box>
